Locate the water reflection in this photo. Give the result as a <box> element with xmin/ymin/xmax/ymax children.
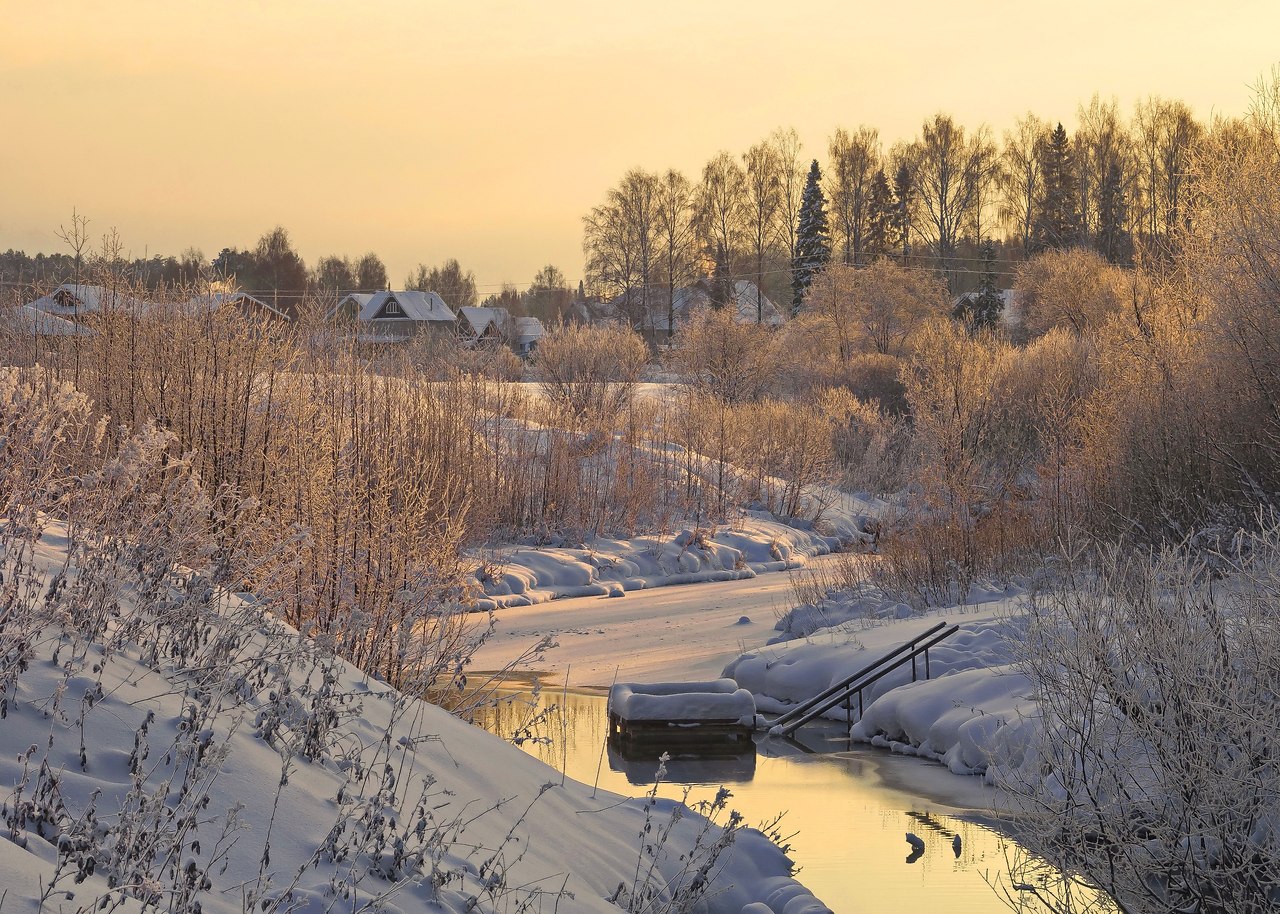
<box><xmin>472</xmin><ymin>688</ymin><xmax>1105</xmax><ymax>914</ymax></box>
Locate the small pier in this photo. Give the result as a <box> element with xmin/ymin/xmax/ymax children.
<box><xmin>607</xmin><ymin>679</ymin><xmax>756</xmax><ymax>747</ymax></box>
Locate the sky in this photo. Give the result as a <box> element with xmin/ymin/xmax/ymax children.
<box><xmin>2</xmin><ymin>0</ymin><xmax>1277</xmax><ymax>292</ymax></box>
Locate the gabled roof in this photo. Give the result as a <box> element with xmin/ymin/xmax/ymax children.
<box><xmin>4</xmin><ymin>305</ymin><xmax>94</xmax><ymax>337</ymax></box>
<box><xmin>187</xmin><ymin>292</ymin><xmax>289</xmax><ymax>320</ymax></box>
<box><xmin>458</xmin><ymin>306</ymin><xmax>511</xmax><ymax>338</ymax></box>
<box><xmin>26</xmin><ymin>283</ymin><xmax>146</xmax><ymax>318</ymax></box>
<box><xmin>327</xmin><ymin>293</ymin><xmax>375</xmax><ymax>321</ymax></box>
<box><xmin>365</xmin><ymin>290</ymin><xmax>456</xmax><ymax>323</ymax></box>
<box><xmin>515</xmin><ymin>316</ymin><xmax>545</xmax><ymax>345</ymax></box>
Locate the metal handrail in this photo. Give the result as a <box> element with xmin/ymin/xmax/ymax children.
<box><xmin>770</xmin><ymin>621</ymin><xmax>948</xmax><ymax>727</ymax></box>
<box><xmin>772</xmin><ymin>623</ymin><xmax>960</xmax><ymax>738</ymax></box>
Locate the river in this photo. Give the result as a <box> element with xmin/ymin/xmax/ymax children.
<box><xmin>474</xmin><ymin>688</ymin><xmax>1101</xmax><ymax>914</ymax></box>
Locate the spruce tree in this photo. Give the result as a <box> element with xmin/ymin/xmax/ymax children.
<box><xmin>893</xmin><ymin>162</ymin><xmax>914</xmax><ymax>263</ymax></box>
<box><xmin>1095</xmin><ymin>159</ymin><xmax>1132</xmax><ymax>264</ymax></box>
<box><xmin>865</xmin><ymin>168</ymin><xmax>897</xmax><ymax>258</ymax></box>
<box><xmin>955</xmin><ymin>240</ymin><xmax>1004</xmax><ymax>329</ymax></box>
<box><xmin>792</xmin><ymin>159</ymin><xmax>831</xmax><ymax>313</ymax></box>
<box><xmin>1033</xmin><ymin>123</ymin><xmax>1080</xmax><ymax>251</ymax></box>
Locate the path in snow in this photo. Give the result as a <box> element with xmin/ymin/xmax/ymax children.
<box><xmin>469</xmin><ymin>553</ymin><xmax>847</xmax><ymax>689</ymax></box>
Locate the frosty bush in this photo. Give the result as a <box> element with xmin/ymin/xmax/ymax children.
<box><xmin>1006</xmin><ymin>526</ymin><xmax>1280</xmax><ymax>913</ymax></box>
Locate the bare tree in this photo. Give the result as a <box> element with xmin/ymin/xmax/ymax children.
<box><xmin>696</xmin><ymin>152</ymin><xmax>747</xmax><ymax>306</ymax></box>
<box><xmin>999</xmin><ymin>114</ymin><xmax>1050</xmax><ymax>257</ymax></box>
<box><xmin>742</xmin><ymin>139</ymin><xmax>783</xmax><ymax>323</ymax></box>
<box><xmin>827</xmin><ymin>126</ymin><xmax>881</xmax><ymax>266</ymax></box>
<box><xmin>654</xmin><ymin>169</ymin><xmax>697</xmax><ymax>343</ymax></box>
<box><xmin>908</xmin><ymin>114</ymin><xmax>995</xmax><ymax>288</ymax></box>
<box><xmin>772</xmin><ymin>127</ymin><xmax>806</xmax><ymax>293</ymax></box>
<box><xmin>1133</xmin><ymin>96</ymin><xmax>1203</xmax><ymax>261</ymax></box>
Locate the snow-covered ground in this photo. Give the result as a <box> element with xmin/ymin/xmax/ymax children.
<box><xmin>724</xmin><ymin>591</ymin><xmax>1036</xmax><ymax>782</ymax></box>
<box><xmin>0</xmin><ymin>525</ymin><xmax>828</xmax><ymax>914</ymax></box>
<box><xmin>472</xmin><ymin>498</ymin><xmax>883</xmax><ymax>611</ymax></box>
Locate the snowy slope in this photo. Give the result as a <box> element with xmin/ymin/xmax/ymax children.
<box><xmin>0</xmin><ymin>525</ymin><xmax>827</xmax><ymax>914</ymax></box>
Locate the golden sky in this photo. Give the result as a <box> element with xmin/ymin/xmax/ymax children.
<box><xmin>2</xmin><ymin>0</ymin><xmax>1276</xmax><ymax>291</ymax></box>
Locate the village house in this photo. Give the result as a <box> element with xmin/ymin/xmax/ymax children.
<box><xmin>327</xmin><ymin>289</ymin><xmax>457</xmax><ymax>340</ymax></box>
<box><xmin>609</xmin><ymin>278</ymin><xmax>785</xmax><ymax>346</ymax></box>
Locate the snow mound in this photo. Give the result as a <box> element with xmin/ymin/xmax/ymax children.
<box><xmin>610</xmin><ymin>680</ymin><xmax>756</xmax><ymax>726</ymax></box>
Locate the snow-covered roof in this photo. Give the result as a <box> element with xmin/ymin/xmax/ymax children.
<box><xmin>26</xmin><ymin>283</ymin><xmax>146</xmax><ymax>318</ymax></box>
<box><xmin>187</xmin><ymin>292</ymin><xmax>289</xmax><ymax>320</ymax></box>
<box><xmin>363</xmin><ymin>290</ymin><xmax>456</xmax><ymax>323</ymax></box>
<box><xmin>327</xmin><ymin>292</ymin><xmax>375</xmax><ymax>321</ymax></box>
<box><xmin>515</xmin><ymin>316</ymin><xmax>545</xmax><ymax>345</ymax></box>
<box><xmin>458</xmin><ymin>306</ymin><xmax>511</xmax><ymax>338</ymax></box>
<box><xmin>3</xmin><ymin>305</ymin><xmax>94</xmax><ymax>336</ymax></box>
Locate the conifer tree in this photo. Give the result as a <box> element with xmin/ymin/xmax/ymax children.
<box><xmin>1095</xmin><ymin>159</ymin><xmax>1132</xmax><ymax>264</ymax></box>
<box><xmin>865</xmin><ymin>168</ymin><xmax>897</xmax><ymax>258</ymax></box>
<box><xmin>893</xmin><ymin>162</ymin><xmax>914</xmax><ymax>263</ymax></box>
<box><xmin>792</xmin><ymin>159</ymin><xmax>831</xmax><ymax>312</ymax></box>
<box><xmin>1033</xmin><ymin>123</ymin><xmax>1080</xmax><ymax>250</ymax></box>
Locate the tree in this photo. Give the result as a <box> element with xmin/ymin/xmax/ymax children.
<box><xmin>792</xmin><ymin>160</ymin><xmax>830</xmax><ymax>313</ymax></box>
<box><xmin>742</xmin><ymin>139</ymin><xmax>784</xmax><ymax>323</ymax></box>
<box><xmin>583</xmin><ymin>170</ymin><xmax>660</xmax><ymax>329</ymax></box>
<box><xmin>697</xmin><ymin>152</ymin><xmax>747</xmax><ymax>310</ymax></box>
<box><xmin>253</xmin><ymin>226</ymin><xmax>308</xmax><ymax>292</ymax></box>
<box><xmin>673</xmin><ymin>306</ymin><xmax>775</xmax><ymax>404</ymax></box>
<box><xmin>355</xmin><ymin>252</ymin><xmax>388</xmax><ymax>290</ymax></box>
<box><xmin>803</xmin><ymin>259</ymin><xmax>944</xmax><ymax>361</ymax></box>
<box><xmin>654</xmin><ymin>169</ymin><xmax>697</xmax><ymax>343</ymax></box>
<box><xmin>1033</xmin><ymin>123</ymin><xmax>1080</xmax><ymax>251</ymax></box>
<box><xmin>1075</xmin><ymin>95</ymin><xmax>1134</xmax><ymax>260</ymax></box>
<box><xmin>908</xmin><ymin>114</ymin><xmax>996</xmax><ymax>289</ymax></box>
<box><xmin>827</xmin><ymin>126</ymin><xmax>880</xmax><ymax>266</ymax></box>
<box><xmin>525</xmin><ymin>264</ymin><xmax>571</xmax><ymax>323</ymax></box>
<box><xmin>1133</xmin><ymin>96</ymin><xmax>1203</xmax><ymax>261</ymax></box>
<box><xmin>315</xmin><ymin>255</ymin><xmax>355</xmax><ymax>291</ymax></box>
<box><xmin>864</xmin><ymin>168</ymin><xmax>897</xmax><ymax>258</ymax></box>
<box><xmin>1095</xmin><ymin>158</ymin><xmax>1132</xmax><ymax>264</ymax></box>
<box><xmin>406</xmin><ymin>258</ymin><xmax>477</xmax><ymax>308</ymax></box>
<box><xmin>999</xmin><ymin>113</ymin><xmax>1049</xmax><ymax>257</ymax></box>
<box><xmin>773</xmin><ymin>127</ymin><xmax>806</xmax><ymax>298</ymax></box>
<box><xmin>891</xmin><ymin>152</ymin><xmax>915</xmax><ymax>263</ymax></box>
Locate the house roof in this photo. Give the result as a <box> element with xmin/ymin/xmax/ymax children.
<box><xmin>26</xmin><ymin>283</ymin><xmax>146</xmax><ymax>318</ymax></box>
<box><xmin>187</xmin><ymin>292</ymin><xmax>289</xmax><ymax>320</ymax></box>
<box><xmin>363</xmin><ymin>290</ymin><xmax>456</xmax><ymax>323</ymax></box>
<box><xmin>4</xmin><ymin>305</ymin><xmax>94</xmax><ymax>337</ymax></box>
<box><xmin>458</xmin><ymin>306</ymin><xmax>511</xmax><ymax>337</ymax></box>
<box><xmin>515</xmin><ymin>316</ymin><xmax>545</xmax><ymax>345</ymax></box>
<box><xmin>326</xmin><ymin>293</ymin><xmax>375</xmax><ymax>321</ymax></box>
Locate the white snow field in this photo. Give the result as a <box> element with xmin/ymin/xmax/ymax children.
<box><xmin>0</xmin><ymin>526</ymin><xmax>828</xmax><ymax>914</ymax></box>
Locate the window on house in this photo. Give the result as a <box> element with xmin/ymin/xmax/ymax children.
<box><xmin>385</xmin><ymin>298</ymin><xmax>402</xmax><ymax>316</ymax></box>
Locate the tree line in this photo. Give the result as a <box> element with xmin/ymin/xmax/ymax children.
<box><xmin>2</xmin><ymin>225</ymin><xmax>581</xmax><ymax>321</ymax></box>
<box><xmin>582</xmin><ymin>94</ymin><xmax>1206</xmax><ymax>318</ymax></box>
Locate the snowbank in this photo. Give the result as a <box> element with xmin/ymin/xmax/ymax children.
<box><xmin>473</xmin><ymin>503</ymin><xmax>882</xmax><ymax>610</ymax></box>
<box><xmin>0</xmin><ymin>525</ymin><xmax>827</xmax><ymax>914</ymax></box>
<box><xmin>725</xmin><ymin>600</ymin><xmax>1037</xmax><ymax>780</ymax></box>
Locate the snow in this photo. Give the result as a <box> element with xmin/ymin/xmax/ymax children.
<box><xmin>609</xmin><ymin>680</ymin><xmax>755</xmax><ymax>726</ymax></box>
<box><xmin>472</xmin><ymin>502</ymin><xmax>881</xmax><ymax>611</ymax></box>
<box><xmin>0</xmin><ymin>523</ymin><xmax>826</xmax><ymax>914</ymax></box>
<box><xmin>724</xmin><ymin>597</ymin><xmax>1037</xmax><ymax>780</ymax></box>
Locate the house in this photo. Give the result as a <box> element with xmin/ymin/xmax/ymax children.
<box><xmin>457</xmin><ymin>306</ymin><xmax>513</xmax><ymax>348</ymax></box>
<box><xmin>327</xmin><ymin>290</ymin><xmax>457</xmax><ymax>340</ymax></box>
<box><xmin>949</xmin><ymin>289</ymin><xmax>1023</xmax><ymax>327</ymax></box>
<box><xmin>25</xmin><ymin>283</ymin><xmax>146</xmax><ymax>321</ymax></box>
<box><xmin>4</xmin><ymin>305</ymin><xmax>93</xmax><ymax>337</ymax></box>
<box><xmin>513</xmin><ymin>316</ymin><xmax>545</xmax><ymax>356</ymax></box>
<box><xmin>610</xmin><ymin>279</ymin><xmax>785</xmax><ymax>345</ymax></box>
<box><xmin>186</xmin><ymin>291</ymin><xmax>289</xmax><ymax>322</ymax></box>
<box><xmin>328</xmin><ymin>293</ymin><xmax>375</xmax><ymax>322</ymax></box>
